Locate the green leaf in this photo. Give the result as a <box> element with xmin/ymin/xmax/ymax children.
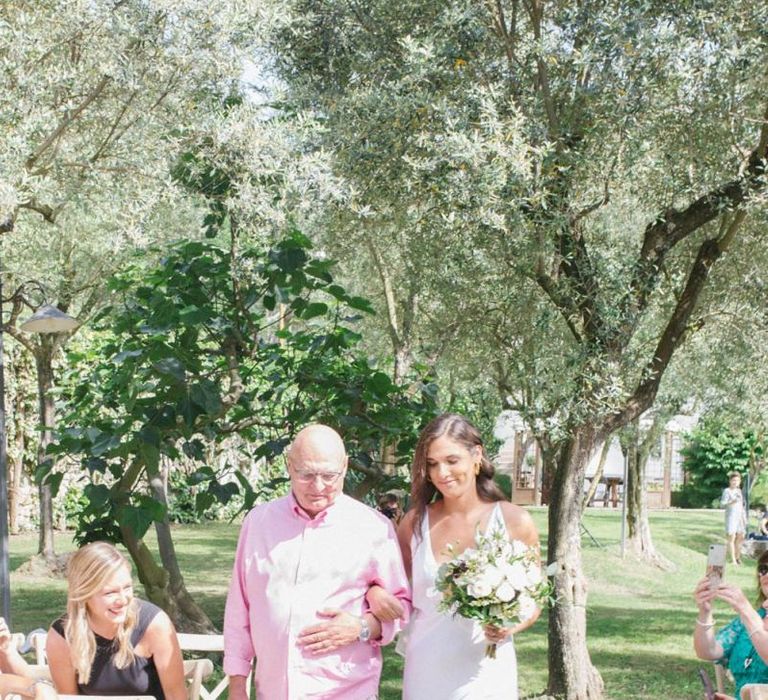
<box><xmin>92</xmin><ymin>432</ymin><xmax>120</xmax><ymax>457</ymax></box>
<box><xmin>190</xmin><ymin>381</ymin><xmax>223</xmax><ymax>415</ymax></box>
<box><xmin>48</xmin><ymin>472</ymin><xmax>64</xmax><ymax>498</ymax></box>
<box><xmin>116</xmin><ymin>504</ymin><xmax>155</xmax><ymax>539</ymax></box>
<box><xmin>195</xmin><ymin>492</ymin><xmax>216</xmax><ymax>513</ymax></box>
<box><xmin>114</xmin><ymin>350</ymin><xmax>143</xmax><ymax>365</ymax></box>
<box><xmin>347</xmin><ymin>296</ymin><xmax>374</xmax><ymax>314</ymax></box>
<box><xmin>326</xmin><ymin>284</ymin><xmax>348</xmax><ymax>300</ymax></box>
<box><xmin>153</xmin><ymin>357</ymin><xmax>186</xmax><ymax>382</ymax></box>
<box><xmin>179</xmin><ymin>305</ymin><xmax>211</xmax><ymax>325</ymax></box>
<box><xmin>300</xmin><ymin>302</ymin><xmax>329</xmax><ymax>320</ymax></box>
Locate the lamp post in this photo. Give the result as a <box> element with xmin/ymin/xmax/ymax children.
<box><xmin>0</xmin><ymin>291</ymin><xmax>78</xmax><ymax>625</ymax></box>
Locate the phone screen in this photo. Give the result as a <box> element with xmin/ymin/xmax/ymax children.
<box><xmin>707</xmin><ymin>543</ymin><xmax>726</xmax><ymax>589</ymax></box>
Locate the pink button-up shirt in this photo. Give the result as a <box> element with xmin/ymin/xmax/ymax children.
<box><xmin>223</xmin><ymin>493</ymin><xmax>411</xmax><ymax>699</ymax></box>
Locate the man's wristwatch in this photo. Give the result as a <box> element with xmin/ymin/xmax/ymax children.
<box><xmin>358</xmin><ymin>616</ymin><xmax>372</xmax><ymax>643</ymax></box>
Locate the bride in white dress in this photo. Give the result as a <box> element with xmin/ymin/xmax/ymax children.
<box><xmin>368</xmin><ymin>413</ymin><xmax>542</xmax><ymax>699</ymax></box>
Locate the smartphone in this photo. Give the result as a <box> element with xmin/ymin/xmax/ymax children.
<box><xmin>698</xmin><ymin>668</ymin><xmax>715</xmax><ymax>700</ymax></box>
<box><xmin>707</xmin><ymin>543</ymin><xmax>726</xmax><ymax>590</ymax></box>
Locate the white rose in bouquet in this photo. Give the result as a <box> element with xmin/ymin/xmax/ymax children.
<box><xmin>525</xmin><ymin>561</ymin><xmax>543</xmax><ymax>584</ymax></box>
<box><xmin>517</xmin><ymin>594</ymin><xmax>538</xmax><ymax>622</ymax></box>
<box><xmin>496</xmin><ymin>580</ymin><xmax>517</xmax><ymax>603</ymax></box>
<box><xmin>465</xmin><ymin>565</ymin><xmax>500</xmax><ymax>597</ymax></box>
<box><xmin>502</xmin><ymin>561</ymin><xmax>529</xmax><ymax>590</ymax></box>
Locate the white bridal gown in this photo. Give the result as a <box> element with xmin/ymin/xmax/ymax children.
<box><xmin>402</xmin><ymin>502</ymin><xmax>518</xmax><ymax>700</ymax></box>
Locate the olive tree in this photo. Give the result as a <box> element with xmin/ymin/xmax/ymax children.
<box><xmin>255</xmin><ymin>1</ymin><xmax>768</xmax><ymax>696</ymax></box>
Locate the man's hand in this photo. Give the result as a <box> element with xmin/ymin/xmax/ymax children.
<box><xmin>297</xmin><ymin>610</ymin><xmax>362</xmax><ymax>655</ymax></box>
<box><xmin>227</xmin><ymin>675</ymin><xmax>249</xmax><ymax>700</ymax></box>
<box><xmin>365</xmin><ymin>586</ymin><xmax>405</xmax><ymax>623</ymax></box>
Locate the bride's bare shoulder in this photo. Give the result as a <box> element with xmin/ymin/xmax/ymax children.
<box><xmin>498</xmin><ymin>502</ymin><xmax>539</xmax><ymax>545</ymax></box>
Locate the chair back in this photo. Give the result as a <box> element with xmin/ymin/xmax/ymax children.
<box><xmin>28</xmin><ymin>630</ymin><xmax>48</xmax><ymax>664</ymax></box>
<box><xmin>177</xmin><ymin>634</ymin><xmax>224</xmax><ymax>652</ymax></box>
<box><xmin>177</xmin><ymin>633</ymin><xmax>251</xmax><ymax>700</ymax></box>
<box><xmin>183</xmin><ymin>658</ymin><xmax>214</xmax><ymax>700</ymax></box>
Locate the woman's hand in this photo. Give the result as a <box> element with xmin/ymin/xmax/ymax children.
<box><xmin>483</xmin><ymin>624</ymin><xmax>511</xmax><ymax>645</ymax></box>
<box><xmin>365</xmin><ymin>585</ymin><xmax>405</xmax><ymax>622</ymax></box>
<box><xmin>0</xmin><ymin>617</ymin><xmax>28</xmax><ymax>675</ymax></box>
<box><xmin>714</xmin><ymin>582</ymin><xmax>752</xmax><ymax>616</ymax></box>
<box><xmin>694</xmin><ymin>577</ymin><xmax>717</xmax><ymax>616</ymax></box>
<box><xmin>0</xmin><ymin>617</ymin><xmax>12</xmax><ymax>654</ymax></box>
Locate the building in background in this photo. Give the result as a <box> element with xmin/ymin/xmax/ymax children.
<box><xmin>493</xmin><ymin>411</ymin><xmax>696</xmax><ymax>508</ymax></box>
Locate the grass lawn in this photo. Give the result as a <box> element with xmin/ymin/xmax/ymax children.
<box><xmin>6</xmin><ymin>507</ymin><xmax>751</xmax><ymax>699</ymax></box>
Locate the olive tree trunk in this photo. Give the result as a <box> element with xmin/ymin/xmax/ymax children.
<box><xmin>625</xmin><ymin>418</ymin><xmax>673</xmax><ymax>569</ymax></box>
<box><xmin>546</xmin><ymin>428</ymin><xmax>605</xmax><ymax>699</ymax></box>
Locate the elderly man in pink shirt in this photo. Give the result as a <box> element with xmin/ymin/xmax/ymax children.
<box><xmin>224</xmin><ymin>424</ymin><xmax>411</xmax><ymax>700</ymax></box>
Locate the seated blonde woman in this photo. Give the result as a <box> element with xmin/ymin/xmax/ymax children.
<box><xmin>49</xmin><ymin>542</ymin><xmax>186</xmax><ymax>699</ymax></box>
<box><xmin>1</xmin><ymin>542</ymin><xmax>186</xmax><ymax>699</ymax></box>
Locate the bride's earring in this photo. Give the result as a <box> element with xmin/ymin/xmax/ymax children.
<box><xmin>474</xmin><ymin>461</ymin><xmax>481</xmax><ymax>476</ymax></box>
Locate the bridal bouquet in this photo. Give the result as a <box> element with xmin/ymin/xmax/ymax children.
<box><xmin>435</xmin><ymin>527</ymin><xmax>552</xmax><ymax>658</ymax></box>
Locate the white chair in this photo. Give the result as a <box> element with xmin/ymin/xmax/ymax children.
<box><xmin>183</xmin><ymin>658</ymin><xmax>214</xmax><ymax>700</ymax></box>
<box><xmin>27</xmin><ymin>630</ymin><xmax>47</xmax><ymax>665</ymax></box>
<box><xmin>176</xmin><ymin>633</ymin><xmax>243</xmax><ymax>700</ymax></box>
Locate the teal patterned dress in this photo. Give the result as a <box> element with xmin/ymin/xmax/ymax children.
<box><xmin>716</xmin><ymin>608</ymin><xmax>768</xmax><ymax>697</ymax></box>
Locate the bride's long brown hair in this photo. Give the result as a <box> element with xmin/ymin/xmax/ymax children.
<box><xmin>410</xmin><ymin>413</ymin><xmax>506</xmax><ymax>543</ymax></box>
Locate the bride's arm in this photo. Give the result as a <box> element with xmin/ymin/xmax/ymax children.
<box><xmin>499</xmin><ymin>503</ymin><xmax>542</xmax><ymax>637</ymax></box>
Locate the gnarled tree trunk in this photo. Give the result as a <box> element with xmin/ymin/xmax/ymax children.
<box><xmin>624</xmin><ymin>418</ymin><xmax>673</xmax><ymax>569</ymax></box>
<box><xmin>546</xmin><ymin>428</ymin><xmax>605</xmax><ymax>699</ymax></box>
<box><xmin>146</xmin><ymin>465</ymin><xmax>216</xmax><ymax>633</ymax></box>
<box><xmin>581</xmin><ymin>438</ymin><xmax>611</xmax><ymax>513</ymax></box>
<box><xmin>114</xmin><ymin>456</ymin><xmax>216</xmax><ymax>633</ymax></box>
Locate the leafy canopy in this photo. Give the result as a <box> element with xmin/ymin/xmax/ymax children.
<box><xmin>53</xmin><ymin>233</ymin><xmax>435</xmax><ymax>543</ymax></box>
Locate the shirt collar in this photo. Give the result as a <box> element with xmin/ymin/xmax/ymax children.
<box><xmin>289</xmin><ymin>491</ymin><xmax>344</xmax><ymax>523</ymax></box>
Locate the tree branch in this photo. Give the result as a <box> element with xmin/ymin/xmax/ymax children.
<box><xmin>622</xmin><ymin>122</ymin><xmax>768</xmax><ymax>335</ymax></box>
<box><xmin>533</xmin><ymin>268</ymin><xmax>583</xmax><ymax>343</ymax></box>
<box><xmin>25</xmin><ymin>75</ymin><xmax>112</xmax><ymax>170</ymax></box>
<box><xmin>524</xmin><ymin>0</ymin><xmax>558</xmax><ymax>137</ymax></box>
<box><xmin>604</xmin><ymin>236</ymin><xmax>727</xmax><ymax>435</ymax></box>
<box><xmin>18</xmin><ymin>198</ymin><xmax>59</xmax><ymax>224</ymax></box>
<box><xmin>365</xmin><ymin>235</ymin><xmax>402</xmax><ymax>351</ymax></box>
